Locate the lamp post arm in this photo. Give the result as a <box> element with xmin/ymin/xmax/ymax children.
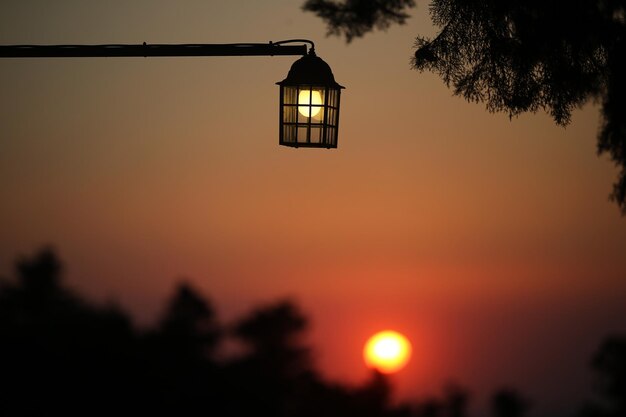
<box><xmin>0</xmin><ymin>42</ymin><xmax>309</xmax><ymax>58</ymax></box>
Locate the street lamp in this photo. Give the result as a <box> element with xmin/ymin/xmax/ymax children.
<box><xmin>0</xmin><ymin>40</ymin><xmax>345</xmax><ymax>149</ymax></box>
<box><xmin>277</xmin><ymin>47</ymin><xmax>344</xmax><ymax>149</ymax></box>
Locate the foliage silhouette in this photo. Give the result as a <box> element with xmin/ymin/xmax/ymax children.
<box><xmin>139</xmin><ymin>282</ymin><xmax>223</xmax><ymax>416</ymax></box>
<box><xmin>2</xmin><ymin>247</ymin><xmax>623</xmax><ymax>417</ymax></box>
<box><xmin>0</xmin><ymin>247</ymin><xmax>138</xmax><ymax>416</ymax></box>
<box><xmin>580</xmin><ymin>335</ymin><xmax>626</xmax><ymax>417</ymax></box>
<box><xmin>157</xmin><ymin>281</ymin><xmax>221</xmax><ymax>360</ymax></box>
<box><xmin>416</xmin><ymin>398</ymin><xmax>444</xmax><ymax>417</ymax></box>
<box><xmin>415</xmin><ymin>398</ymin><xmax>443</xmax><ymax>417</ymax></box>
<box><xmin>303</xmin><ymin>0</ymin><xmax>415</xmax><ymax>42</ymax></box>
<box><xmin>227</xmin><ymin>300</ymin><xmax>313</xmax><ymax>416</ymax></box>
<box><xmin>409</xmin><ymin>383</ymin><xmax>473</xmax><ymax>417</ymax></box>
<box><xmin>234</xmin><ymin>300</ymin><xmax>310</xmax><ymax>371</ymax></box>
<box><xmin>444</xmin><ymin>383</ymin><xmax>471</xmax><ymax>417</ymax></box>
<box><xmin>302</xmin><ymin>0</ymin><xmax>626</xmax><ymax>214</ymax></box>
<box><xmin>491</xmin><ymin>388</ymin><xmax>530</xmax><ymax>417</ymax></box>
<box><xmin>0</xmin><ymin>248</ymin><xmax>411</xmax><ymax>417</ymax></box>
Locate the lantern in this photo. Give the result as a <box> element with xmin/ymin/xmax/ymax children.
<box><xmin>277</xmin><ymin>50</ymin><xmax>344</xmax><ymax>148</ymax></box>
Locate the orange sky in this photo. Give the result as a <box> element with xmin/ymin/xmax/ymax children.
<box><xmin>1</xmin><ymin>1</ymin><xmax>626</xmax><ymax>415</ymax></box>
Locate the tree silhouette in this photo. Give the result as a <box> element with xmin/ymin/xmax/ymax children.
<box><xmin>140</xmin><ymin>282</ymin><xmax>223</xmax><ymax>416</ymax></box>
<box><xmin>7</xmin><ymin>247</ymin><xmax>624</xmax><ymax>417</ymax></box>
<box><xmin>0</xmin><ymin>248</ymin><xmax>138</xmax><ymax>417</ymax></box>
<box><xmin>2</xmin><ymin>250</ymin><xmax>419</xmax><ymax>417</ymax></box>
<box><xmin>442</xmin><ymin>383</ymin><xmax>471</xmax><ymax>417</ymax></box>
<box><xmin>228</xmin><ymin>300</ymin><xmax>313</xmax><ymax>416</ymax></box>
<box><xmin>417</xmin><ymin>398</ymin><xmax>444</xmax><ymax>417</ymax></box>
<box><xmin>303</xmin><ymin>0</ymin><xmax>626</xmax><ymax>213</ymax></box>
<box><xmin>354</xmin><ymin>371</ymin><xmax>394</xmax><ymax>417</ymax></box>
<box><xmin>156</xmin><ymin>281</ymin><xmax>221</xmax><ymax>360</ymax></box>
<box><xmin>303</xmin><ymin>0</ymin><xmax>415</xmax><ymax>42</ymax></box>
<box><xmin>492</xmin><ymin>388</ymin><xmax>530</xmax><ymax>417</ymax></box>
<box><xmin>583</xmin><ymin>335</ymin><xmax>626</xmax><ymax>417</ymax></box>
<box><xmin>411</xmin><ymin>383</ymin><xmax>471</xmax><ymax>417</ymax></box>
<box><xmin>234</xmin><ymin>299</ymin><xmax>312</xmax><ymax>376</ymax></box>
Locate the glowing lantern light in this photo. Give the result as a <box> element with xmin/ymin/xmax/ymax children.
<box><xmin>277</xmin><ymin>49</ymin><xmax>344</xmax><ymax>148</ymax></box>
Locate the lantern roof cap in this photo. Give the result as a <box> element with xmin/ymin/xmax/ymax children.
<box><xmin>277</xmin><ymin>51</ymin><xmax>344</xmax><ymax>88</ymax></box>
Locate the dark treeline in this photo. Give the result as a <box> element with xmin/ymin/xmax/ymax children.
<box><xmin>0</xmin><ymin>248</ymin><xmax>624</xmax><ymax>417</ymax></box>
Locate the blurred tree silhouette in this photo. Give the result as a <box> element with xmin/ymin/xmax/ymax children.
<box><xmin>157</xmin><ymin>281</ymin><xmax>221</xmax><ymax>360</ymax></box>
<box><xmin>580</xmin><ymin>335</ymin><xmax>626</xmax><ymax>417</ymax></box>
<box><xmin>357</xmin><ymin>371</ymin><xmax>413</xmax><ymax>417</ymax></box>
<box><xmin>229</xmin><ymin>300</ymin><xmax>313</xmax><ymax>416</ymax></box>
<box><xmin>234</xmin><ymin>300</ymin><xmax>311</xmax><ymax>369</ymax></box>
<box><xmin>141</xmin><ymin>282</ymin><xmax>223</xmax><ymax>416</ymax></box>
<box><xmin>411</xmin><ymin>383</ymin><xmax>471</xmax><ymax>417</ymax></box>
<box><xmin>303</xmin><ymin>0</ymin><xmax>415</xmax><ymax>42</ymax></box>
<box><xmin>5</xmin><ymin>247</ymin><xmax>622</xmax><ymax>417</ymax></box>
<box><xmin>303</xmin><ymin>0</ymin><xmax>626</xmax><ymax>214</ymax></box>
<box><xmin>416</xmin><ymin>398</ymin><xmax>444</xmax><ymax>417</ymax></box>
<box><xmin>444</xmin><ymin>383</ymin><xmax>470</xmax><ymax>417</ymax></box>
<box><xmin>0</xmin><ymin>247</ymin><xmax>137</xmax><ymax>416</ymax></box>
<box><xmin>491</xmin><ymin>388</ymin><xmax>530</xmax><ymax>417</ymax></box>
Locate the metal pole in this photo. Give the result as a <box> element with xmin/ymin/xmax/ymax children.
<box><xmin>0</xmin><ymin>42</ymin><xmax>308</xmax><ymax>58</ymax></box>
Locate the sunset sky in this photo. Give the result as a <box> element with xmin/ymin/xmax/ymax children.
<box><xmin>1</xmin><ymin>1</ymin><xmax>626</xmax><ymax>416</ymax></box>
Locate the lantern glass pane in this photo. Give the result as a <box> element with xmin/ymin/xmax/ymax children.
<box><xmin>283</xmin><ymin>87</ymin><xmax>298</xmax><ymax>105</ymax></box>
<box><xmin>312</xmin><ymin>107</ymin><xmax>325</xmax><ymax>123</ymax></box>
<box><xmin>297</xmin><ymin>126</ymin><xmax>308</xmax><ymax>142</ymax></box>
<box><xmin>283</xmin><ymin>105</ymin><xmax>296</xmax><ymax>123</ymax></box>
<box><xmin>310</xmin><ymin>126</ymin><xmax>322</xmax><ymax>144</ymax></box>
<box><xmin>297</xmin><ymin>111</ymin><xmax>309</xmax><ymax>124</ymax></box>
<box><xmin>328</xmin><ymin>127</ymin><xmax>336</xmax><ymax>143</ymax></box>
<box><xmin>283</xmin><ymin>125</ymin><xmax>296</xmax><ymax>142</ymax></box>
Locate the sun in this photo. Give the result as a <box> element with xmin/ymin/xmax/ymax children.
<box><xmin>363</xmin><ymin>330</ymin><xmax>412</xmax><ymax>374</ymax></box>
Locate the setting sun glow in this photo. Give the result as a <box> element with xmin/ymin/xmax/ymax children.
<box><xmin>363</xmin><ymin>330</ymin><xmax>412</xmax><ymax>374</ymax></box>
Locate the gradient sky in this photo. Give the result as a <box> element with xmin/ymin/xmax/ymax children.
<box><xmin>1</xmin><ymin>1</ymin><xmax>626</xmax><ymax>416</ymax></box>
